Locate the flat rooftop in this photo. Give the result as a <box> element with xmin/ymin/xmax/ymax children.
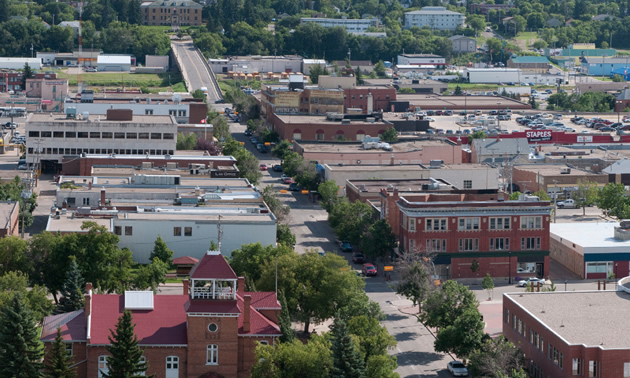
<box><xmin>505</xmin><ymin>291</ymin><xmax>630</xmax><ymax>348</ymax></box>
<box><xmin>550</xmin><ymin>222</ymin><xmax>629</xmax><ymax>252</ymax></box>
<box><xmin>326</xmin><ymin>163</ymin><xmax>492</xmax><ymax>171</ymax></box>
<box><xmin>514</xmin><ymin>164</ymin><xmax>604</xmax><ymax>176</ymax></box>
<box><xmin>395</xmin><ymin>94</ymin><xmax>528</xmax><ymax>108</ymax></box>
<box><xmin>298</xmin><ymin>139</ymin><xmax>451</xmax><ymax>153</ymax></box>
<box><xmin>123</xmin><ymin>211</ymin><xmax>275</xmax><ymax>222</ymax></box>
<box><xmin>348</xmin><ymin>178</ymin><xmax>452</xmax><ymax>192</ymax></box>
<box><xmin>85</xmin><ymin>154</ymin><xmax>236</xmax><ymax>161</ymax></box>
<box><xmin>60</xmin><ymin>176</ymin><xmax>251</xmax><ymax>189</ymax></box>
<box><xmin>275</xmin><ymin>114</ymin><xmax>389</xmax><ymax>125</ymax></box>
<box><xmin>0</xmin><ymin>202</ymin><xmax>16</xmax><ymax>227</ymax></box>
<box><xmin>363</xmin><ymin>78</ymin><xmax>445</xmax><ymax>86</ymax></box>
<box><xmin>27</xmin><ymin>113</ymin><xmax>175</xmax><ymax>124</ymax></box>
<box><xmin>46</xmin><ymin>214</ymin><xmax>112</xmax><ymax>233</ymax></box>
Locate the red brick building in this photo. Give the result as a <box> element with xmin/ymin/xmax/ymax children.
<box><xmin>504</xmin><ymin>290</ymin><xmax>630</xmax><ymax>378</ymax></box>
<box><xmin>40</xmin><ymin>251</ymin><xmax>281</xmax><ymax>378</ymax></box>
<box><xmin>382</xmin><ymin>188</ymin><xmax>552</xmax><ymax>280</ymax></box>
<box><xmin>343</xmin><ymin>87</ymin><xmax>397</xmax><ymax>113</ymax></box>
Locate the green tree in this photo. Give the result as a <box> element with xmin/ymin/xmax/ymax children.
<box><xmin>380</xmin><ymin>127</ymin><xmax>398</xmax><ymax>142</ymax></box>
<box><xmin>45</xmin><ymin>328</ymin><xmax>76</xmax><ymax>378</ymax></box>
<box><xmin>0</xmin><ymin>271</ymin><xmax>53</xmax><ymax>323</ymax></box>
<box><xmin>309</xmin><ymin>64</ymin><xmax>329</xmax><ymax>84</ymax></box>
<box><xmin>330</xmin><ymin>316</ymin><xmax>366</xmax><ymax>378</ymax></box>
<box><xmin>0</xmin><ymin>292</ymin><xmax>44</xmax><ymax>377</ymax></box>
<box><xmin>272</xmin><ymin>140</ymin><xmax>293</xmax><ymax>161</ymax></box>
<box><xmin>131</xmin><ymin>258</ymin><xmax>168</xmax><ymax>292</ymax></box>
<box><xmin>258</xmin><ymin>252</ymin><xmax>364</xmax><ymax>334</ymax></box>
<box><xmin>434</xmin><ymin>306</ymin><xmax>485</xmax><ymax>358</ymax></box>
<box><xmin>470</xmin><ymin>130</ymin><xmax>487</xmax><ymax>139</ymax></box>
<box><xmin>597</xmin><ymin>183</ymin><xmax>628</xmax><ymax>219</ymax></box>
<box><xmin>328</xmin><ymin>199</ymin><xmax>374</xmax><ymax>246</ymax></box>
<box><xmin>276</xmin><ymin>224</ymin><xmax>296</xmax><ymax>247</ymax></box>
<box><xmin>365</xmin><ymin>354</ymin><xmax>399</xmax><ymax>378</ymax></box>
<box><xmin>209</xmin><ymin>114</ymin><xmax>230</xmax><ymax>142</ymax></box>
<box><xmin>262</xmin><ymin>185</ymin><xmax>290</xmax><ymax>223</ymax></box>
<box><xmin>0</xmin><ymin>235</ymin><xmax>29</xmax><ymax>276</ymax></box>
<box><xmin>318</xmin><ymin>180</ymin><xmax>340</xmax><ymax>211</ymax></box>
<box><xmin>468</xmin><ymin>337</ymin><xmax>526</xmax><ymax>377</ymax></box>
<box><xmin>420</xmin><ymin>280</ymin><xmax>478</xmax><ymax>330</ymax></box>
<box><xmin>191</xmin><ymin>89</ymin><xmax>205</xmax><ymax>99</ymax></box>
<box><xmin>294</xmin><ymin>161</ymin><xmax>321</xmax><ymax>191</ymax></box>
<box><xmin>55</xmin><ymin>259</ymin><xmax>84</xmax><ymax>314</ymax></box>
<box><xmin>176</xmin><ymin>132</ymin><xmax>197</xmax><ymax>150</ymax></box>
<box><xmin>398</xmin><ymin>87</ymin><xmax>415</xmax><ymax>94</ymax></box>
<box><xmin>103</xmin><ymin>310</ymin><xmax>153</xmax><ymax>378</ymax></box>
<box><xmin>278</xmin><ymin>289</ymin><xmax>294</xmax><ymax>343</ymax></box>
<box><xmin>251</xmin><ymin>336</ymin><xmax>333</xmax><ymax>378</ymax></box>
<box><xmin>532</xmin><ymin>190</ymin><xmax>551</xmax><ymax>201</ymax></box>
<box><xmin>230</xmin><ymin>243</ymin><xmax>293</xmax><ymax>283</ymax></box>
<box><xmin>482</xmin><ymin>273</ymin><xmax>495</xmax><ymax>300</ymax></box>
<box><xmin>613</xmin><ymin>74</ymin><xmax>625</xmax><ymax>82</ymax></box>
<box><xmin>347</xmin><ymin>315</ymin><xmax>397</xmax><ymax>366</ymax></box>
<box><xmin>574</xmin><ymin>179</ymin><xmax>599</xmax><ymax>215</ymax></box>
<box><xmin>282</xmin><ymin>152</ymin><xmax>304</xmax><ymax>177</ymax></box>
<box><xmin>395</xmin><ymin>251</ymin><xmax>436</xmax><ymax>308</ymax></box>
<box><xmin>22</xmin><ymin>63</ymin><xmax>34</xmax><ymax>91</ymax></box>
<box><xmin>360</xmin><ymin>219</ymin><xmax>397</xmax><ymax>261</ymax></box>
<box><xmin>454</xmin><ymin>85</ymin><xmax>463</xmax><ymax>96</ymax></box>
<box><xmin>529</xmin><ymin>96</ymin><xmax>539</xmax><ymax>109</ymax></box>
<box><xmin>355</xmin><ymin>67</ymin><xmax>364</xmax><ymax>85</ymax></box>
<box><xmin>149</xmin><ymin>235</ymin><xmax>173</xmax><ymax>265</ymax></box>
<box><xmin>467</xmin><ymin>14</ymin><xmax>486</xmax><ymax>36</ymax></box>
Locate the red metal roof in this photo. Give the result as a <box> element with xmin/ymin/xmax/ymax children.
<box><xmin>236</xmin><ymin>294</ymin><xmax>281</xmax><ymax>335</ymax></box>
<box><xmin>173</xmin><ymin>256</ymin><xmax>199</xmax><ymax>265</ymax></box>
<box><xmin>246</xmin><ymin>291</ymin><xmax>281</xmax><ymax>309</ymax></box>
<box><xmin>90</xmin><ymin>295</ymin><xmax>189</xmax><ymax>345</ymax></box>
<box><xmin>189</xmin><ymin>252</ymin><xmax>238</xmax><ymax>280</ymax></box>
<box><xmin>41</xmin><ymin>309</ymin><xmax>86</xmax><ymax>342</ymax></box>
<box><xmin>185</xmin><ymin>299</ymin><xmax>240</xmax><ymax>314</ymax></box>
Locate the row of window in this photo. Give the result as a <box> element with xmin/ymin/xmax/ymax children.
<box><xmin>28</xmin><ymin>131</ymin><xmax>175</xmax><ymax>140</ymax></box>
<box><xmin>150</xmin><ymin>7</ymin><xmax>199</xmax><ymax>13</ymax></box>
<box><xmin>405</xmin><ymin>216</ymin><xmax>544</xmax><ymax>232</ymax></box>
<box><xmin>412</xmin><ymin>237</ymin><xmax>541</xmax><ymax>253</ymax></box>
<box><xmin>174</xmin><ymin>227</ymin><xmax>193</xmax><ymax>237</ymax></box>
<box><xmin>98</xmin><ymin>355</ymin><xmax>178</xmax><ymax>378</ymax></box>
<box><xmin>152</xmin><ymin>15</ymin><xmax>198</xmax><ymax>20</ymax></box>
<box><xmin>27</xmin><ymin>147</ymin><xmax>175</xmax><ymax>156</ymax></box>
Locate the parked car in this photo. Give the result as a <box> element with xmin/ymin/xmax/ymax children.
<box><xmin>257</xmin><ymin>143</ymin><xmax>267</xmax><ymax>153</ymax></box>
<box><xmin>518</xmin><ymin>277</ymin><xmax>546</xmax><ymax>287</ymax></box>
<box><xmin>447</xmin><ymin>361</ymin><xmax>469</xmax><ymax>377</ymax></box>
<box><xmin>282</xmin><ymin>177</ymin><xmax>294</xmax><ymax>184</ymax></box>
<box><xmin>259</xmin><ymin>164</ymin><xmax>267</xmax><ymax>171</ymax></box>
<box><xmin>3</xmin><ymin>122</ymin><xmax>17</xmax><ymax>129</ymax></box>
<box><xmin>281</xmin><ymin>174</ymin><xmax>289</xmax><ymax>182</ymax></box>
<box><xmin>444</xmin><ymin>110</ymin><xmax>453</xmax><ymax>116</ymax></box>
<box><xmin>362</xmin><ymin>263</ymin><xmax>377</xmax><ymax>276</ymax></box>
<box><xmin>288</xmin><ymin>182</ymin><xmax>300</xmax><ymax>191</ymax></box>
<box><xmin>557</xmin><ymin>199</ymin><xmax>577</xmax><ymax>209</ymax></box>
<box><xmin>340</xmin><ymin>241</ymin><xmax>353</xmax><ymax>252</ymax></box>
<box><xmin>498</xmin><ymin>115</ymin><xmax>510</xmax><ymax>120</ymax></box>
<box><xmin>244</xmin><ymin>129</ymin><xmax>252</xmax><ymax>136</ymax></box>
<box><xmin>599</xmin><ymin>127</ymin><xmax>616</xmax><ymax>132</ymax></box>
<box><xmin>272</xmin><ymin>164</ymin><xmax>283</xmax><ymax>172</ymax></box>
<box><xmin>352</xmin><ymin>252</ymin><xmax>365</xmax><ymax>264</ymax></box>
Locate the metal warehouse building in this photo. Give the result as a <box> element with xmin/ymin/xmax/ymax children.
<box><xmin>97</xmin><ymin>55</ymin><xmax>131</xmax><ymax>72</ymax></box>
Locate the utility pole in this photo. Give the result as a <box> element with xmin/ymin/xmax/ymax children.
<box><xmin>217</xmin><ymin>214</ymin><xmax>223</xmax><ymax>252</ymax></box>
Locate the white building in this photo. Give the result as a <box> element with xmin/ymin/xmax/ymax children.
<box><xmin>465</xmin><ymin>68</ymin><xmax>522</xmax><ymax>83</ymax></box>
<box><xmin>0</xmin><ymin>57</ymin><xmax>42</xmax><ymax>70</ymax></box>
<box><xmin>25</xmin><ymin>111</ymin><xmax>178</xmax><ymax>168</ymax></box>
<box><xmin>97</xmin><ymin>55</ymin><xmax>131</xmax><ymax>72</ymax></box>
<box><xmin>397</xmin><ymin>54</ymin><xmax>446</xmax><ymax>67</ymax></box>
<box><xmin>209</xmin><ymin>56</ymin><xmax>303</xmax><ymax>74</ymax></box>
<box><xmin>48</xmin><ymin>175</ymin><xmax>276</xmax><ymax>263</ymax></box>
<box><xmin>405</xmin><ymin>7</ymin><xmax>464</xmax><ymax>30</ymax></box>
<box><xmin>300</xmin><ymin>17</ymin><xmax>379</xmax><ymax>32</ymax></box>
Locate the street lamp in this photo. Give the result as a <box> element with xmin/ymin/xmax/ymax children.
<box><xmin>508</xmin><ymin>251</ymin><xmax>512</xmax><ymax>284</ymax></box>
<box><xmin>564</xmin><ymin>279</ymin><xmax>567</xmax><ymax>291</ymax></box>
<box><xmin>446</xmin><ymin>265</ymin><xmax>450</xmax><ymax>280</ymax></box>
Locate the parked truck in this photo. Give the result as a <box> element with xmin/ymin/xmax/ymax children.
<box><xmin>557</xmin><ymin>199</ymin><xmax>577</xmax><ymax>209</ymax></box>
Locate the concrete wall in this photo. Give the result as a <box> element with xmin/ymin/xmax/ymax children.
<box><xmin>549</xmin><ymin>236</ymin><xmax>585</xmax><ymax>279</ymax></box>
<box><xmin>114</xmin><ymin>217</ymin><xmax>277</xmax><ymax>263</ymax></box>
<box><xmin>146</xmin><ymin>55</ymin><xmax>169</xmax><ymax>70</ymax></box>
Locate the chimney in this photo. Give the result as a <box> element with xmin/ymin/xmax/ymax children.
<box><xmin>390</xmin><ymin>154</ymin><xmax>395</xmax><ymax>166</ymax></box>
<box><xmin>237</xmin><ymin>276</ymin><xmax>245</xmax><ymax>295</ymax></box>
<box><xmin>84</xmin><ymin>282</ymin><xmax>93</xmax><ymax>329</ymax></box>
<box><xmin>243</xmin><ymin>295</ymin><xmax>251</xmax><ymax>332</ymax></box>
<box><xmin>100</xmin><ymin>188</ymin><xmax>106</xmax><ymax>207</ymax></box>
<box><xmin>183</xmin><ymin>279</ymin><xmax>189</xmax><ymax>296</ymax></box>
<box><xmin>88</xmin><ymin>181</ymin><xmax>92</xmax><ymax>190</ymax></box>
<box><xmin>367</xmin><ymin>92</ymin><xmax>373</xmax><ymax>114</ymax></box>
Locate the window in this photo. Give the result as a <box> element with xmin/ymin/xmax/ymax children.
<box><xmin>66</xmin><ymin>131</ymin><xmax>76</xmax><ymax>138</ymax></box>
<box><xmin>53</xmin><ymin>131</ymin><xmax>64</xmax><ymax>138</ymax></box>
<box><xmin>115</xmin><ymin>132</ymin><xmax>125</xmax><ymax>139</ymax></box>
<box><xmin>65</xmin><ymin>343</ymin><xmax>72</xmax><ymax>356</ymax></box>
<box><xmin>517</xmin><ymin>262</ymin><xmax>536</xmax><ymax>274</ymax></box>
<box><xmin>208</xmin><ymin>323</ymin><xmax>218</xmax><ymax>332</ymax></box>
<box><xmin>184</xmin><ymin>227</ymin><xmax>192</xmax><ymax>236</ymax></box>
<box><xmin>114</xmin><ymin>226</ymin><xmax>122</xmax><ymax>235</ymax></box>
<box><xmin>139</xmin><ymin>133</ymin><xmax>149</xmax><ymax>139</ymax></box>
<box><xmin>98</xmin><ymin>356</ymin><xmax>109</xmax><ymax>378</ymax></box>
<box><xmin>624</xmin><ymin>362</ymin><xmax>630</xmax><ymax>378</ymax></box>
<box><xmin>166</xmin><ymin>356</ymin><xmax>179</xmax><ymax>378</ymax></box>
<box><xmin>459</xmin><ymin>238</ymin><xmax>478</xmax><ymax>252</ymax></box>
<box><xmin>490</xmin><ymin>238</ymin><xmax>509</xmax><ymax>251</ymax></box>
<box><xmin>573</xmin><ymin>359</ymin><xmax>582</xmax><ymax>375</ymax></box>
<box><xmin>589</xmin><ymin>361</ymin><xmax>597</xmax><ymax>377</ymax></box>
<box><xmin>408</xmin><ymin>218</ymin><xmax>416</xmax><ymax>231</ymax></box>
<box><xmin>458</xmin><ymin>218</ymin><xmax>480</xmax><ymax>231</ymax></box>
<box><xmin>29</xmin><ymin>131</ymin><xmax>39</xmax><ymax>137</ymax></box>
<box><xmin>145</xmin><ymin>109</ymin><xmax>154</xmax><ymax>115</ymax></box>
<box><xmin>163</xmin><ymin>133</ymin><xmax>174</xmax><ymax>140</ymax></box>
<box><xmin>425</xmin><ymin>218</ymin><xmax>447</xmax><ymax>231</ymax></box>
<box><xmin>41</xmin><ymin>131</ymin><xmax>52</xmax><ymax>138</ymax></box>
<box><xmin>409</xmin><ymin>239</ymin><xmax>415</xmax><ymax>251</ymax></box>
<box><xmin>426</xmin><ymin>239</ymin><xmax>446</xmax><ymax>252</ymax></box>
<box><xmin>504</xmin><ymin>308</ymin><xmax>509</xmax><ymax>323</ymax></box>
<box><xmin>101</xmin><ymin>132</ymin><xmax>113</xmax><ymax>139</ymax></box>
<box><xmin>151</xmin><ymin>133</ymin><xmax>162</xmax><ymax>140</ymax></box>
<box><xmin>521</xmin><ymin>237</ymin><xmax>541</xmax><ymax>250</ymax></box>
<box><xmin>259</xmin><ymin>340</ymin><xmax>269</xmax><ymax>345</ymax></box>
<box><xmin>206</xmin><ymin>345</ymin><xmax>218</xmax><ymax>365</ymax></box>
<box><xmin>463</xmin><ymin>180</ymin><xmax>472</xmax><ymax>189</ymax></box>
<box><xmin>90</xmin><ymin>132</ymin><xmax>100</xmax><ymax>139</ymax></box>
<box><xmin>174</xmin><ymin>227</ymin><xmax>181</xmax><ymax>236</ymax></box>
<box><xmin>125</xmin><ymin>226</ymin><xmax>133</xmax><ymax>236</ymax></box>
<box><xmin>78</xmin><ymin>132</ymin><xmax>88</xmax><ymax>138</ymax></box>
<box><xmin>586</xmin><ymin>262</ymin><xmax>613</xmax><ymax>274</ymax></box>
<box><xmin>127</xmin><ymin>132</ymin><xmax>137</xmax><ymax>139</ymax></box>
<box><xmin>489</xmin><ymin>217</ymin><xmax>511</xmax><ymax>230</ymax></box>
<box><xmin>83</xmin><ymin>198</ymin><xmax>90</xmax><ymax>206</ymax></box>
<box><xmin>521</xmin><ymin>216</ymin><xmax>542</xmax><ymax>229</ymax></box>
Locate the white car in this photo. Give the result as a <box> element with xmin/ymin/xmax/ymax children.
<box><xmin>447</xmin><ymin>361</ymin><xmax>469</xmax><ymax>377</ymax></box>
<box><xmin>425</xmin><ymin>117</ymin><xmax>436</xmax><ymax>122</ymax></box>
<box><xmin>518</xmin><ymin>277</ymin><xmax>546</xmax><ymax>287</ymax></box>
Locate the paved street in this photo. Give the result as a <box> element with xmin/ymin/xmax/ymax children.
<box><xmin>171</xmin><ymin>39</ymin><xmax>222</xmax><ymax>105</ymax></box>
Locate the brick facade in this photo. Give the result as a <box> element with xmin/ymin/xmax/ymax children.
<box><xmin>384</xmin><ymin>188</ymin><xmax>551</xmax><ymax>279</ymax></box>
<box><xmin>343</xmin><ymin>88</ymin><xmax>397</xmax><ymax>113</ymax></box>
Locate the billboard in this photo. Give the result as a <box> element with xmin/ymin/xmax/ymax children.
<box><xmin>525</xmin><ymin>130</ymin><xmax>552</xmax><ymax>142</ymax></box>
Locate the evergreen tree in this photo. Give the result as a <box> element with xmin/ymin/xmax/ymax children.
<box><xmin>55</xmin><ymin>259</ymin><xmax>85</xmax><ymax>314</ymax></box>
<box><xmin>0</xmin><ymin>292</ymin><xmax>44</xmax><ymax>377</ymax></box>
<box><xmin>46</xmin><ymin>328</ymin><xmax>76</xmax><ymax>378</ymax></box>
<box><xmin>103</xmin><ymin>310</ymin><xmax>153</xmax><ymax>378</ymax></box>
<box><xmin>22</xmin><ymin>63</ymin><xmax>34</xmax><ymax>91</ymax></box>
<box><xmin>149</xmin><ymin>235</ymin><xmax>173</xmax><ymax>265</ymax></box>
<box><xmin>330</xmin><ymin>316</ymin><xmax>365</xmax><ymax>378</ymax></box>
<box><xmin>278</xmin><ymin>290</ymin><xmax>294</xmax><ymax>343</ymax></box>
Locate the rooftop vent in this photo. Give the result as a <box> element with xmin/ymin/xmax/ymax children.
<box><xmin>124</xmin><ymin>291</ymin><xmax>154</xmax><ymax>310</ymax></box>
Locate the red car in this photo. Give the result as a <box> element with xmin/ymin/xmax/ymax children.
<box><xmin>362</xmin><ymin>263</ymin><xmax>377</xmax><ymax>276</ymax></box>
<box><xmin>282</xmin><ymin>177</ymin><xmax>294</xmax><ymax>184</ymax></box>
<box><xmin>259</xmin><ymin>164</ymin><xmax>267</xmax><ymax>171</ymax></box>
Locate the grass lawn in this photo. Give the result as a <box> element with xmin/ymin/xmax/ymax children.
<box><xmin>57</xmin><ymin>71</ymin><xmax>183</xmax><ymax>89</ymax></box>
<box><xmin>448</xmin><ymin>83</ymin><xmax>500</xmax><ymax>90</ymax></box>
<box><xmin>165</xmin><ymin>277</ymin><xmax>185</xmax><ymax>283</ymax></box>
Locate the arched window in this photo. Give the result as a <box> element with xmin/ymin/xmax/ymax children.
<box><xmin>292</xmin><ymin>129</ymin><xmax>302</xmax><ymax>140</ymax></box>
<box><xmin>356</xmin><ymin>130</ymin><xmax>366</xmax><ymax>141</ymax></box>
<box><xmin>315</xmin><ymin>129</ymin><xmax>325</xmax><ymax>140</ymax></box>
<box><xmin>335</xmin><ymin>130</ymin><xmax>345</xmax><ymax>140</ymax></box>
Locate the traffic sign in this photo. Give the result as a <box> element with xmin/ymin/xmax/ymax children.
<box><xmin>384</xmin><ymin>266</ymin><xmax>394</xmax><ymax>272</ymax></box>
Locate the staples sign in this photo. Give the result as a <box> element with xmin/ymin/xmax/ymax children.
<box><xmin>525</xmin><ymin>130</ymin><xmax>552</xmax><ymax>142</ymax></box>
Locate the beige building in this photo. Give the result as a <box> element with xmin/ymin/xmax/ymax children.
<box><xmin>141</xmin><ymin>0</ymin><xmax>203</xmax><ymax>26</ymax></box>
<box><xmin>25</xmin><ymin>78</ymin><xmax>68</xmax><ymax>112</ymax></box>
<box><xmin>512</xmin><ymin>164</ymin><xmax>608</xmax><ymax>195</ymax></box>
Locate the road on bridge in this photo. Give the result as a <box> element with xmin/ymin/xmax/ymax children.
<box><xmin>171</xmin><ymin>39</ymin><xmax>222</xmax><ymax>105</ymax></box>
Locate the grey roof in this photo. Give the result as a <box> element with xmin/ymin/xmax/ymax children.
<box><xmin>545</xmin><ymin>18</ymin><xmax>563</xmax><ymax>27</ymax></box>
<box><xmin>603</xmin><ymin>158</ymin><xmax>630</xmax><ymax>174</ymax></box>
<box><xmin>406</xmin><ymin>7</ymin><xmax>463</xmax><ymax>15</ymax></box>
<box><xmin>472</xmin><ymin>138</ymin><xmax>529</xmax><ymax>156</ymax></box>
<box><xmin>592</xmin><ymin>14</ymin><xmax>615</xmax><ymax>21</ymax></box>
<box><xmin>59</xmin><ymin>21</ymin><xmax>80</xmax><ymax>28</ymax></box>
<box><xmin>582</xmin><ymin>56</ymin><xmax>629</xmax><ymax>64</ymax></box>
<box><xmin>449</xmin><ymin>35</ymin><xmax>475</xmax><ymax>41</ymax></box>
<box><xmin>142</xmin><ymin>0</ymin><xmax>202</xmax><ymax>8</ymax></box>
<box><xmin>617</xmin><ymin>89</ymin><xmax>630</xmax><ymax>101</ymax></box>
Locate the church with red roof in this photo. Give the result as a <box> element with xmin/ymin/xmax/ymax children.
<box><xmin>40</xmin><ymin>250</ymin><xmax>282</xmax><ymax>378</ymax></box>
